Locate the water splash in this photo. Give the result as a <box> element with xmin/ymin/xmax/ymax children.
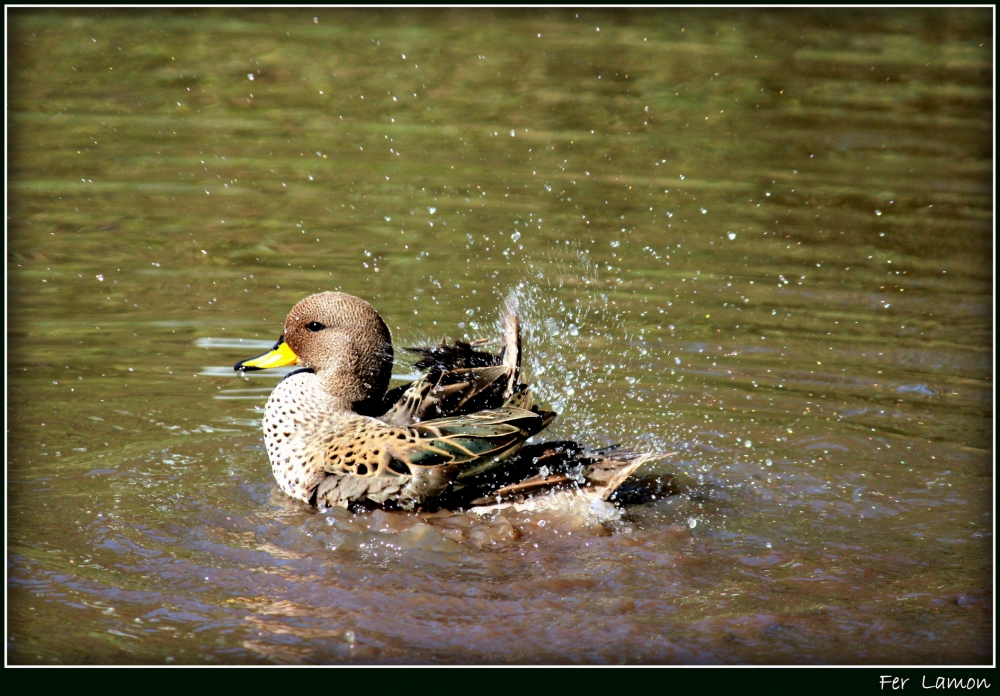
<box><xmin>499</xmin><ymin>246</ymin><xmax>680</xmax><ymax>458</ymax></box>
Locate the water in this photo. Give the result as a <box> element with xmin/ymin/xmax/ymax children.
<box><xmin>8</xmin><ymin>8</ymin><xmax>992</xmax><ymax>664</ymax></box>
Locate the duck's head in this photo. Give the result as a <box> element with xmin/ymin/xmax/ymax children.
<box><xmin>235</xmin><ymin>292</ymin><xmax>393</xmax><ymax>413</ymax></box>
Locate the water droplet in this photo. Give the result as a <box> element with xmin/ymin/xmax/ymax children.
<box><xmin>727</xmin><ymin>232</ymin><xmax>737</xmax><ymax>240</ymax></box>
<box><xmin>511</xmin><ymin>231</ymin><xmax>521</xmax><ymax>242</ymax></box>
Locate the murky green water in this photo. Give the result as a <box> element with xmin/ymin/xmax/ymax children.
<box><xmin>8</xmin><ymin>9</ymin><xmax>992</xmax><ymax>664</ymax></box>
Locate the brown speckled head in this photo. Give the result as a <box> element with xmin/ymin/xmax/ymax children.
<box><xmin>282</xmin><ymin>292</ymin><xmax>393</xmax><ymax>413</ymax></box>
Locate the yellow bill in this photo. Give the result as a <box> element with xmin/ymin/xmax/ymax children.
<box><xmin>234</xmin><ymin>336</ymin><xmax>299</xmax><ymax>371</ymax></box>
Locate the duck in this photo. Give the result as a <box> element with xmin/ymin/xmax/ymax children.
<box><xmin>234</xmin><ymin>291</ymin><xmax>667</xmax><ymax>511</ymax></box>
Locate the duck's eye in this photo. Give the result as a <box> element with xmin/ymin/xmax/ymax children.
<box><xmin>305</xmin><ymin>321</ymin><xmax>325</xmax><ymax>332</ymax></box>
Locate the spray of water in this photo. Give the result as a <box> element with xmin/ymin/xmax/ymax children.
<box><xmin>497</xmin><ymin>245</ymin><xmax>683</xmax><ymax>458</ymax></box>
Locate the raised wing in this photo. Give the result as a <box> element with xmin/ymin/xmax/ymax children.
<box><xmin>380</xmin><ymin>293</ymin><xmax>531</xmax><ymax>426</ymax></box>
<box><xmin>380</xmin><ymin>365</ymin><xmax>511</xmax><ymax>426</ymax></box>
